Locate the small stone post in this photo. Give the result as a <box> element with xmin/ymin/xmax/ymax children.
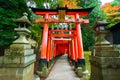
<box><xmin>0</xmin><ymin>13</ymin><xmax>36</xmax><ymax>80</ymax></box>
<box><xmin>90</xmin><ymin>20</ymin><xmax>120</xmax><ymax>80</ymax></box>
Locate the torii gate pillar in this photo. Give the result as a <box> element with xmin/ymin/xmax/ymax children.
<box><xmin>75</xmin><ymin>13</ymin><xmax>85</xmax><ymax>69</ymax></box>
<box><xmin>39</xmin><ymin>14</ymin><xmax>49</xmax><ymax>71</ymax></box>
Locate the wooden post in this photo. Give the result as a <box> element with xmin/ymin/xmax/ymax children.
<box><xmin>39</xmin><ymin>13</ymin><xmax>49</xmax><ymax>71</ymax></box>
<box><xmin>54</xmin><ymin>42</ymin><xmax>57</xmax><ymax>57</ymax></box>
<box><xmin>75</xmin><ymin>13</ymin><xmax>85</xmax><ymax>67</ymax></box>
<box><xmin>47</xmin><ymin>37</ymin><xmax>50</xmax><ymax>62</ymax></box>
<box><xmin>49</xmin><ymin>38</ymin><xmax>53</xmax><ymax>60</ymax></box>
<box><xmin>71</xmin><ymin>39</ymin><xmax>75</xmax><ymax>61</ymax></box>
<box><xmin>74</xmin><ymin>36</ymin><xmax>78</xmax><ymax>62</ymax></box>
<box><xmin>74</xmin><ymin>36</ymin><xmax>79</xmax><ymax>68</ymax></box>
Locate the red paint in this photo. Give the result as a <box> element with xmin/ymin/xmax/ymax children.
<box><xmin>66</xmin><ymin>12</ymin><xmax>88</xmax><ymax>16</ymax></box>
<box><xmin>74</xmin><ymin>36</ymin><xmax>78</xmax><ymax>62</ymax></box>
<box><xmin>75</xmin><ymin>13</ymin><xmax>84</xmax><ymax>58</ymax></box>
<box><xmin>71</xmin><ymin>39</ymin><xmax>75</xmax><ymax>60</ymax></box>
<box><xmin>53</xmin><ymin>40</ymin><xmax>69</xmax><ymax>55</ymax></box>
<box><xmin>49</xmin><ymin>39</ymin><xmax>53</xmax><ymax>60</ymax></box>
<box><xmin>36</xmin><ymin>11</ymin><xmax>88</xmax><ymax>16</ymax></box>
<box><xmin>40</xmin><ymin>14</ymin><xmax>49</xmax><ymax>59</ymax></box>
<box><xmin>34</xmin><ymin>8</ymin><xmax>90</xmax><ymax>61</ymax></box>
<box><xmin>47</xmin><ymin>37</ymin><xmax>50</xmax><ymax>61</ymax></box>
<box><xmin>68</xmin><ymin>41</ymin><xmax>72</xmax><ymax>57</ymax></box>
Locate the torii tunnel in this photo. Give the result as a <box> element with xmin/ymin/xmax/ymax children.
<box><xmin>31</xmin><ymin>7</ymin><xmax>93</xmax><ymax>71</ymax></box>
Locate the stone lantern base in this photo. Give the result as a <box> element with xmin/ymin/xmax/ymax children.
<box><xmin>90</xmin><ymin>45</ymin><xmax>120</xmax><ymax>80</ymax></box>
<box><xmin>0</xmin><ymin>63</ymin><xmax>34</xmax><ymax>80</ymax></box>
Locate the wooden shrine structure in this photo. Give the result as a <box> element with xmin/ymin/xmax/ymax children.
<box><xmin>31</xmin><ymin>6</ymin><xmax>93</xmax><ymax>71</ymax></box>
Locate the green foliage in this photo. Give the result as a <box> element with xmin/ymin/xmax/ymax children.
<box><xmin>77</xmin><ymin>0</ymin><xmax>106</xmax><ymax>25</ymax></box>
<box><xmin>0</xmin><ymin>7</ymin><xmax>18</xmax><ymax>46</ymax></box>
<box><xmin>48</xmin><ymin>0</ymin><xmax>58</xmax><ymax>8</ymax></box>
<box><xmin>102</xmin><ymin>1</ymin><xmax>120</xmax><ymax>28</ymax></box>
<box><xmin>0</xmin><ymin>0</ymin><xmax>30</xmax><ymax>47</ymax></box>
<box><xmin>84</xmin><ymin>51</ymin><xmax>91</xmax><ymax>72</ymax></box>
<box><xmin>31</xmin><ymin>0</ymin><xmax>58</xmax><ymax>46</ymax></box>
<box><xmin>33</xmin><ymin>0</ymin><xmax>44</xmax><ymax>8</ymax></box>
<box><xmin>58</xmin><ymin>0</ymin><xmax>63</xmax><ymax>7</ymax></box>
<box><xmin>34</xmin><ymin>0</ymin><xmax>58</xmax><ymax>8</ymax></box>
<box><xmin>111</xmin><ymin>1</ymin><xmax>120</xmax><ymax>6</ymax></box>
<box><xmin>82</xmin><ymin>26</ymin><xmax>95</xmax><ymax>50</ymax></box>
<box><xmin>88</xmin><ymin>7</ymin><xmax>106</xmax><ymax>26</ymax></box>
<box><xmin>80</xmin><ymin>0</ymin><xmax>100</xmax><ymax>8</ymax></box>
<box><xmin>37</xmin><ymin>63</ymin><xmax>48</xmax><ymax>77</ymax></box>
<box><xmin>29</xmin><ymin>24</ymin><xmax>43</xmax><ymax>46</ymax></box>
<box><xmin>77</xmin><ymin>0</ymin><xmax>106</xmax><ymax>50</ymax></box>
<box><xmin>114</xmin><ymin>0</ymin><xmax>120</xmax><ymax>2</ymax></box>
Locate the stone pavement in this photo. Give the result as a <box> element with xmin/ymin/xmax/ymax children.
<box><xmin>46</xmin><ymin>54</ymin><xmax>80</xmax><ymax>80</ymax></box>
<box><xmin>33</xmin><ymin>74</ymin><xmax>40</xmax><ymax>80</ymax></box>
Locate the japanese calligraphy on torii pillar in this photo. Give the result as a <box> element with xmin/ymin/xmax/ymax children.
<box><xmin>58</xmin><ymin>10</ymin><xmax>66</xmax><ymax>22</ymax></box>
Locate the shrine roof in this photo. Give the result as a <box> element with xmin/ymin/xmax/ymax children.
<box><xmin>31</xmin><ymin>7</ymin><xmax>94</xmax><ymax>14</ymax></box>
<box><xmin>108</xmin><ymin>22</ymin><xmax>120</xmax><ymax>31</ymax></box>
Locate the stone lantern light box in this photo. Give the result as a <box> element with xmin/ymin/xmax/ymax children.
<box><xmin>94</xmin><ymin>21</ymin><xmax>109</xmax><ymax>31</ymax></box>
<box><xmin>93</xmin><ymin>20</ymin><xmax>110</xmax><ymax>46</ymax></box>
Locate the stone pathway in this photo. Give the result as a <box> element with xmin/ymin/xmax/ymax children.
<box><xmin>33</xmin><ymin>74</ymin><xmax>40</xmax><ymax>80</ymax></box>
<box><xmin>46</xmin><ymin>54</ymin><xmax>80</xmax><ymax>80</ymax></box>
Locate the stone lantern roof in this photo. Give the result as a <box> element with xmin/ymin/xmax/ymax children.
<box><xmin>93</xmin><ymin>20</ymin><xmax>109</xmax><ymax>30</ymax></box>
<box><xmin>96</xmin><ymin>21</ymin><xmax>109</xmax><ymax>26</ymax></box>
<box><xmin>14</xmin><ymin>12</ymin><xmax>32</xmax><ymax>27</ymax></box>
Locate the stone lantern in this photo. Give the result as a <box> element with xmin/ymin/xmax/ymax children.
<box><xmin>90</xmin><ymin>20</ymin><xmax>120</xmax><ymax>80</ymax></box>
<box><xmin>0</xmin><ymin>13</ymin><xmax>36</xmax><ymax>80</ymax></box>
<box><xmin>94</xmin><ymin>20</ymin><xmax>110</xmax><ymax>46</ymax></box>
<box><xmin>14</xmin><ymin>12</ymin><xmax>32</xmax><ymax>44</ymax></box>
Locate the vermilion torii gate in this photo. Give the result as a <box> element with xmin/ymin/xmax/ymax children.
<box><xmin>31</xmin><ymin>7</ymin><xmax>93</xmax><ymax>71</ymax></box>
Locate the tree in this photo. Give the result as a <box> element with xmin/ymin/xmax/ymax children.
<box><xmin>78</xmin><ymin>0</ymin><xmax>105</xmax><ymax>25</ymax></box>
<box><xmin>34</xmin><ymin>0</ymin><xmax>79</xmax><ymax>9</ymax></box>
<box><xmin>29</xmin><ymin>24</ymin><xmax>43</xmax><ymax>46</ymax></box>
<box><xmin>34</xmin><ymin>0</ymin><xmax>58</xmax><ymax>8</ymax></box>
<box><xmin>0</xmin><ymin>0</ymin><xmax>30</xmax><ymax>55</ymax></box>
<box><xmin>77</xmin><ymin>0</ymin><xmax>106</xmax><ymax>50</ymax></box>
<box><xmin>111</xmin><ymin>0</ymin><xmax>120</xmax><ymax>6</ymax></box>
<box><xmin>82</xmin><ymin>26</ymin><xmax>95</xmax><ymax>50</ymax></box>
<box><xmin>59</xmin><ymin>0</ymin><xmax>78</xmax><ymax>8</ymax></box>
<box><xmin>115</xmin><ymin>0</ymin><xmax>120</xmax><ymax>2</ymax></box>
<box><xmin>102</xmin><ymin>2</ymin><xmax>120</xmax><ymax>28</ymax></box>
